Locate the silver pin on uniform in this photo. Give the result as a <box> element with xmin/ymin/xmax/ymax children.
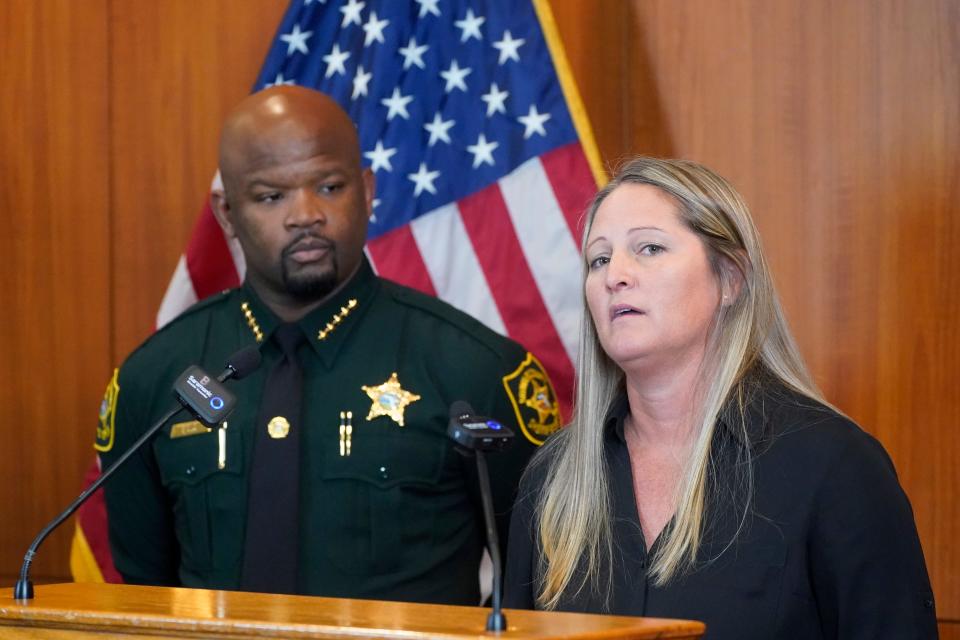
<box><xmin>218</xmin><ymin>422</ymin><xmax>228</xmax><ymax>470</ymax></box>
<box><xmin>339</xmin><ymin>411</ymin><xmax>353</xmax><ymax>456</ymax></box>
<box><xmin>346</xmin><ymin>411</ymin><xmax>353</xmax><ymax>456</ymax></box>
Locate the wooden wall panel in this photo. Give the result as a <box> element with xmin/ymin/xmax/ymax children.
<box><xmin>0</xmin><ymin>0</ymin><xmax>286</xmax><ymax>587</ymax></box>
<box><xmin>626</xmin><ymin>0</ymin><xmax>960</xmax><ymax>618</ymax></box>
<box><xmin>549</xmin><ymin>0</ymin><xmax>630</xmax><ymax>168</ymax></box>
<box><xmin>109</xmin><ymin>0</ymin><xmax>288</xmax><ymax>358</ymax></box>
<box><xmin>0</xmin><ymin>0</ymin><xmax>111</xmax><ymax>582</ymax></box>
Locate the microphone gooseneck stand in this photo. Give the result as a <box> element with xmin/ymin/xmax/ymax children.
<box><xmin>475</xmin><ymin>450</ymin><xmax>506</xmax><ymax>632</ymax></box>
<box><xmin>14</xmin><ymin>402</ymin><xmax>187</xmax><ymax>600</ymax></box>
<box><xmin>14</xmin><ymin>348</ymin><xmax>260</xmax><ymax>600</ymax></box>
<box><xmin>446</xmin><ymin>400</ymin><xmax>511</xmax><ymax>633</ymax></box>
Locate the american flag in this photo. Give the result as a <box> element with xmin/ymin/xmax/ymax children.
<box><xmin>74</xmin><ymin>0</ymin><xmax>602</xmax><ymax>582</ymax></box>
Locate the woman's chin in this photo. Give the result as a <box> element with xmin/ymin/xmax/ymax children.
<box><xmin>602</xmin><ymin>342</ymin><xmax>655</xmax><ymax>370</ymax></box>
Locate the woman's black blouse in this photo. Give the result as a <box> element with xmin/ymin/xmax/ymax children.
<box><xmin>503</xmin><ymin>384</ymin><xmax>937</xmax><ymax>639</ymax></box>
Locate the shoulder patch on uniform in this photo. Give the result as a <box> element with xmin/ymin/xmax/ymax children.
<box><xmin>94</xmin><ymin>369</ymin><xmax>120</xmax><ymax>452</ymax></box>
<box><xmin>502</xmin><ymin>353</ymin><xmax>561</xmax><ymax>445</ymax></box>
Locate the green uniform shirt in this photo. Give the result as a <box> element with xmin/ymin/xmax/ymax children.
<box><xmin>95</xmin><ymin>259</ymin><xmax>560</xmax><ymax>604</ymax></box>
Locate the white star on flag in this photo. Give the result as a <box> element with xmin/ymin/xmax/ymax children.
<box><xmin>454</xmin><ymin>9</ymin><xmax>485</xmax><ymax>43</ymax></box>
<box><xmin>518</xmin><ymin>104</ymin><xmax>551</xmax><ymax>138</ymax></box>
<box><xmin>352</xmin><ymin>64</ymin><xmax>372</xmax><ymax>99</ymax></box>
<box><xmin>398</xmin><ymin>37</ymin><xmax>429</xmax><ymax>70</ymax></box>
<box><xmin>381</xmin><ymin>87</ymin><xmax>413</xmax><ymax>121</ymax></box>
<box><xmin>415</xmin><ymin>0</ymin><xmax>441</xmax><ymax>18</ymax></box>
<box><xmin>408</xmin><ymin>162</ymin><xmax>441</xmax><ymax>196</ymax></box>
<box><xmin>265</xmin><ymin>73</ymin><xmax>295</xmax><ymax>88</ymax></box>
<box><xmin>481</xmin><ymin>83</ymin><xmax>509</xmax><ymax>117</ymax></box>
<box><xmin>440</xmin><ymin>60</ymin><xmax>471</xmax><ymax>93</ymax></box>
<box><xmin>339</xmin><ymin>0</ymin><xmax>365</xmax><ymax>27</ymax></box>
<box><xmin>467</xmin><ymin>133</ymin><xmax>498</xmax><ymax>168</ymax></box>
<box><xmin>364</xmin><ymin>141</ymin><xmax>397</xmax><ymax>173</ymax></box>
<box><xmin>424</xmin><ymin>112</ymin><xmax>455</xmax><ymax>146</ymax></box>
<box><xmin>280</xmin><ymin>24</ymin><xmax>313</xmax><ymax>56</ymax></box>
<box><xmin>492</xmin><ymin>31</ymin><xmax>525</xmax><ymax>64</ymax></box>
<box><xmin>322</xmin><ymin>43</ymin><xmax>350</xmax><ymax>78</ymax></box>
<box><xmin>362</xmin><ymin>11</ymin><xmax>389</xmax><ymax>47</ymax></box>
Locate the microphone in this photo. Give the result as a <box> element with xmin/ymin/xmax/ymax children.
<box><xmin>448</xmin><ymin>401</ymin><xmax>514</xmax><ymax>632</ymax></box>
<box><xmin>448</xmin><ymin>400</ymin><xmax>513</xmax><ymax>452</ymax></box>
<box><xmin>220</xmin><ymin>345</ymin><xmax>262</xmax><ymax>382</ymax></box>
<box><xmin>13</xmin><ymin>347</ymin><xmax>261</xmax><ymax>600</ymax></box>
<box><xmin>172</xmin><ymin>346</ymin><xmax>260</xmax><ymax>426</ymax></box>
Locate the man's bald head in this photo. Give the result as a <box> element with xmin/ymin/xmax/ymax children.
<box><xmin>218</xmin><ymin>86</ymin><xmax>361</xmax><ymax>197</ymax></box>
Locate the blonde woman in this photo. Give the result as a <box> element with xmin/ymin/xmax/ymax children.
<box><xmin>503</xmin><ymin>158</ymin><xmax>936</xmax><ymax>639</ymax></box>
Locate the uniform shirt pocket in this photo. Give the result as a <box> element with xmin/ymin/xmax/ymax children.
<box><xmin>313</xmin><ymin>427</ymin><xmax>450</xmax><ymax>576</ymax></box>
<box><xmin>153</xmin><ymin>427</ymin><xmax>245</xmax><ymax>576</ymax></box>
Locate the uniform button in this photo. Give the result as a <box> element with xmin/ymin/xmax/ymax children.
<box><xmin>185</xmin><ymin>466</ymin><xmax>196</xmax><ymax>476</ymax></box>
<box><xmin>379</xmin><ymin>466</ymin><xmax>389</xmax><ymax>480</ymax></box>
<box><xmin>924</xmin><ymin>598</ymin><xmax>934</xmax><ymax>609</ymax></box>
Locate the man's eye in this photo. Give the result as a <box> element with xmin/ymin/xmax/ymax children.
<box><xmin>320</xmin><ymin>183</ymin><xmax>344</xmax><ymax>194</ymax></box>
<box><xmin>588</xmin><ymin>255</ymin><xmax>609</xmax><ymax>270</ymax></box>
<box><xmin>256</xmin><ymin>192</ymin><xmax>283</xmax><ymax>203</ymax></box>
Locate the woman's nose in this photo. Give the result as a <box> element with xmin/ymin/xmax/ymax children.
<box><xmin>605</xmin><ymin>252</ymin><xmax>633</xmax><ymax>291</ymax></box>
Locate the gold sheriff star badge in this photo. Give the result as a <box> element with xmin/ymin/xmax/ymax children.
<box><xmin>361</xmin><ymin>372</ymin><xmax>421</xmax><ymax>427</ymax></box>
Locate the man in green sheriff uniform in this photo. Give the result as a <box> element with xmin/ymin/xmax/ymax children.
<box><xmin>94</xmin><ymin>86</ymin><xmax>560</xmax><ymax>603</ymax></box>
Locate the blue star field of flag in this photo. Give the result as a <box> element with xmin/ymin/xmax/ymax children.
<box><xmin>253</xmin><ymin>0</ymin><xmax>579</xmax><ymax>240</ymax></box>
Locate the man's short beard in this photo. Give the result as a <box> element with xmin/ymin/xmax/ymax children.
<box><xmin>281</xmin><ymin>260</ymin><xmax>339</xmax><ymax>301</ymax></box>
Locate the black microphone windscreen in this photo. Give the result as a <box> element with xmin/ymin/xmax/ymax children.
<box><xmin>450</xmin><ymin>400</ymin><xmax>475</xmax><ymax>420</ymax></box>
<box><xmin>225</xmin><ymin>345</ymin><xmax>262</xmax><ymax>380</ymax></box>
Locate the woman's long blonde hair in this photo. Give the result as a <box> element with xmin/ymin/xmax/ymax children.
<box><xmin>533</xmin><ymin>157</ymin><xmax>825</xmax><ymax>609</ymax></box>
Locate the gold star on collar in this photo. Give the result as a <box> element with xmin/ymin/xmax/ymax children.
<box><xmin>361</xmin><ymin>372</ymin><xmax>421</xmax><ymax>427</ymax></box>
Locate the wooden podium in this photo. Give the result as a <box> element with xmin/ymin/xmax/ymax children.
<box><xmin>0</xmin><ymin>583</ymin><xmax>704</xmax><ymax>639</ymax></box>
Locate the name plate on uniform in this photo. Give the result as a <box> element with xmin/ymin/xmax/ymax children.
<box><xmin>170</xmin><ymin>420</ymin><xmax>212</xmax><ymax>439</ymax></box>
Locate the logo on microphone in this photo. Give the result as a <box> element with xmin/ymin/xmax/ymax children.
<box><xmin>210</xmin><ymin>396</ymin><xmax>224</xmax><ymax>411</ymax></box>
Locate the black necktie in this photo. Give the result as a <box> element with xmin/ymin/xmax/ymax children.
<box><xmin>240</xmin><ymin>323</ymin><xmax>305</xmax><ymax>593</ymax></box>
